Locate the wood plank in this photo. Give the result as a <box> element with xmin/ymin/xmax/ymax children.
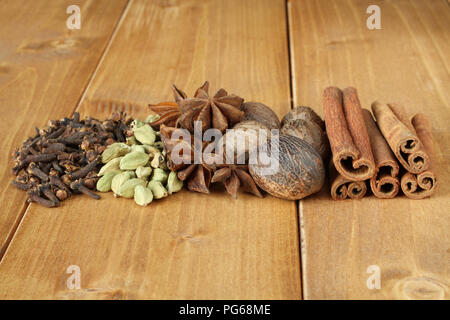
<box><xmin>0</xmin><ymin>0</ymin><xmax>300</xmax><ymax>299</ymax></box>
<box><xmin>0</xmin><ymin>0</ymin><xmax>128</xmax><ymax>258</ymax></box>
<box><xmin>289</xmin><ymin>0</ymin><xmax>450</xmax><ymax>299</ymax></box>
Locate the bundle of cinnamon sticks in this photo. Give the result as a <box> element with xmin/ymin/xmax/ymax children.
<box><xmin>323</xmin><ymin>87</ymin><xmax>437</xmax><ymax>200</ymax></box>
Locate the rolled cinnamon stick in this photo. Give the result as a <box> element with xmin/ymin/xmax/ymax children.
<box><xmin>401</xmin><ymin>114</ymin><xmax>437</xmax><ymax>199</ymax></box>
<box><xmin>371</xmin><ymin>101</ymin><xmax>429</xmax><ymax>174</ymax></box>
<box><xmin>329</xmin><ymin>161</ymin><xmax>367</xmax><ymax>200</ymax></box>
<box><xmin>323</xmin><ymin>87</ymin><xmax>375</xmax><ymax>181</ymax></box>
<box><xmin>362</xmin><ymin>109</ymin><xmax>400</xmax><ymax>199</ymax></box>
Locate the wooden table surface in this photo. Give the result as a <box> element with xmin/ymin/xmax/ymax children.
<box><xmin>0</xmin><ymin>0</ymin><xmax>448</xmax><ymax>300</ymax></box>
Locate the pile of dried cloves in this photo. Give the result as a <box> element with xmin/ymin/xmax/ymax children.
<box><xmin>11</xmin><ymin>112</ymin><xmax>131</xmax><ymax>207</ymax></box>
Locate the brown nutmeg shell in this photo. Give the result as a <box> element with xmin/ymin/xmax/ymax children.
<box><xmin>233</xmin><ymin>120</ymin><xmax>270</xmax><ymax>132</ymax></box>
<box><xmin>281</xmin><ymin>106</ymin><xmax>325</xmax><ymax>130</ymax></box>
<box><xmin>242</xmin><ymin>102</ymin><xmax>281</xmax><ymax>129</ymax></box>
<box><xmin>281</xmin><ymin>119</ymin><xmax>330</xmax><ymax>160</ymax></box>
<box><xmin>249</xmin><ymin>134</ymin><xmax>325</xmax><ymax>200</ymax></box>
<box><xmin>220</xmin><ymin>121</ymin><xmax>271</xmax><ymax>162</ymax></box>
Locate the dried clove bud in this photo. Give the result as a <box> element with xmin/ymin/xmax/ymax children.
<box><xmin>70</xmin><ymin>179</ymin><xmax>101</xmax><ymax>200</ymax></box>
<box><xmin>55</xmin><ymin>189</ymin><xmax>69</xmax><ymax>201</ymax></box>
<box><xmin>10</xmin><ymin>112</ymin><xmax>131</xmax><ymax>207</ymax></box>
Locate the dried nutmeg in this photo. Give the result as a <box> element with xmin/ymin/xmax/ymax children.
<box><xmin>281</xmin><ymin>119</ymin><xmax>330</xmax><ymax>160</ymax></box>
<box><xmin>242</xmin><ymin>102</ymin><xmax>281</xmax><ymax>129</ymax></box>
<box><xmin>233</xmin><ymin>120</ymin><xmax>270</xmax><ymax>132</ymax></box>
<box><xmin>220</xmin><ymin>121</ymin><xmax>271</xmax><ymax>162</ymax></box>
<box><xmin>281</xmin><ymin>106</ymin><xmax>325</xmax><ymax>130</ymax></box>
<box><xmin>249</xmin><ymin>134</ymin><xmax>325</xmax><ymax>200</ymax></box>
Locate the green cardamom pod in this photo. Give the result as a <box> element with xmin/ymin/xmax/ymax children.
<box><xmin>142</xmin><ymin>145</ymin><xmax>160</xmax><ymax>155</ymax></box>
<box><xmin>158</xmin><ymin>160</ymin><xmax>168</xmax><ymax>170</ymax></box>
<box><xmin>111</xmin><ymin>171</ymin><xmax>133</xmax><ymax>195</ymax></box>
<box><xmin>98</xmin><ymin>157</ymin><xmax>123</xmax><ymax>176</ymax></box>
<box><xmin>96</xmin><ymin>170</ymin><xmax>122</xmax><ymax>192</ymax></box>
<box><xmin>134</xmin><ymin>185</ymin><xmax>153</xmax><ymax>206</ymax></box>
<box><xmin>167</xmin><ymin>171</ymin><xmax>183</xmax><ymax>194</ymax></box>
<box><xmin>126</xmin><ymin>136</ymin><xmax>138</xmax><ymax>146</ymax></box>
<box><xmin>136</xmin><ymin>166</ymin><xmax>152</xmax><ymax>180</ymax></box>
<box><xmin>101</xmin><ymin>143</ymin><xmax>131</xmax><ymax>163</ymax></box>
<box><xmin>148</xmin><ymin>180</ymin><xmax>168</xmax><ymax>199</ymax></box>
<box><xmin>150</xmin><ymin>152</ymin><xmax>163</xmax><ymax>168</ymax></box>
<box><xmin>145</xmin><ymin>114</ymin><xmax>160</xmax><ymax>123</ymax></box>
<box><xmin>131</xmin><ymin>145</ymin><xmax>146</xmax><ymax>153</ymax></box>
<box><xmin>151</xmin><ymin>168</ymin><xmax>168</xmax><ymax>184</ymax></box>
<box><xmin>118</xmin><ymin>178</ymin><xmax>146</xmax><ymax>198</ymax></box>
<box><xmin>154</xmin><ymin>141</ymin><xmax>164</xmax><ymax>150</ymax></box>
<box><xmin>127</xmin><ymin>170</ymin><xmax>137</xmax><ymax>178</ymax></box>
<box><xmin>133</xmin><ymin>124</ymin><xmax>156</xmax><ymax>145</ymax></box>
<box><xmin>131</xmin><ymin>119</ymin><xmax>146</xmax><ymax>129</ymax></box>
<box><xmin>120</xmin><ymin>152</ymin><xmax>150</xmax><ymax>170</ymax></box>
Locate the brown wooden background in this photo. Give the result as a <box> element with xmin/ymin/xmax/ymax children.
<box><xmin>0</xmin><ymin>0</ymin><xmax>448</xmax><ymax>299</ymax></box>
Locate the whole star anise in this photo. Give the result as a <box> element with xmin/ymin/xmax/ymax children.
<box><xmin>174</xmin><ymin>81</ymin><xmax>245</xmax><ymax>133</ymax></box>
<box><xmin>159</xmin><ymin>125</ymin><xmax>193</xmax><ymax>171</ymax></box>
<box><xmin>160</xmin><ymin>124</ymin><xmax>215</xmax><ymax>194</ymax></box>
<box><xmin>178</xmin><ymin>162</ymin><xmax>212</xmax><ymax>194</ymax></box>
<box><xmin>148</xmin><ymin>101</ymin><xmax>181</xmax><ymax>129</ymax></box>
<box><xmin>211</xmin><ymin>162</ymin><xmax>263</xmax><ymax>199</ymax></box>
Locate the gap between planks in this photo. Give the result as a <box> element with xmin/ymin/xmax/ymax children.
<box><xmin>0</xmin><ymin>0</ymin><xmax>133</xmax><ymax>264</ymax></box>
<box><xmin>285</xmin><ymin>0</ymin><xmax>305</xmax><ymax>300</ymax></box>
<box><xmin>73</xmin><ymin>0</ymin><xmax>133</xmax><ymax>116</ymax></box>
<box><xmin>0</xmin><ymin>202</ymin><xmax>28</xmax><ymax>261</ymax></box>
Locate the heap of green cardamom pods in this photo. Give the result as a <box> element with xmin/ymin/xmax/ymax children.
<box><xmin>96</xmin><ymin>115</ymin><xmax>183</xmax><ymax>206</ymax></box>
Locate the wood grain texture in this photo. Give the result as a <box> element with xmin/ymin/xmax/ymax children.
<box><xmin>0</xmin><ymin>0</ymin><xmax>300</xmax><ymax>299</ymax></box>
<box><xmin>0</xmin><ymin>0</ymin><xmax>128</xmax><ymax>257</ymax></box>
<box><xmin>289</xmin><ymin>0</ymin><xmax>450</xmax><ymax>299</ymax></box>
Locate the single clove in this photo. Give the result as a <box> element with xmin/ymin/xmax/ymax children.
<box><xmin>70</xmin><ymin>179</ymin><xmax>101</xmax><ymax>200</ymax></box>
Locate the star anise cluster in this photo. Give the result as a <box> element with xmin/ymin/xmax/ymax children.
<box><xmin>148</xmin><ymin>81</ymin><xmax>245</xmax><ymax>133</ymax></box>
<box><xmin>160</xmin><ymin>123</ymin><xmax>263</xmax><ymax>198</ymax></box>
<box><xmin>148</xmin><ymin>101</ymin><xmax>180</xmax><ymax>129</ymax></box>
<box><xmin>154</xmin><ymin>81</ymin><xmax>263</xmax><ymax>198</ymax></box>
<box><xmin>160</xmin><ymin>125</ymin><xmax>214</xmax><ymax>194</ymax></box>
<box><xmin>175</xmin><ymin>81</ymin><xmax>244</xmax><ymax>133</ymax></box>
<box><xmin>211</xmin><ymin>161</ymin><xmax>262</xmax><ymax>199</ymax></box>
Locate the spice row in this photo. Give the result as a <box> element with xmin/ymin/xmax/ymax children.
<box><xmin>10</xmin><ymin>82</ymin><xmax>437</xmax><ymax>207</ymax></box>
